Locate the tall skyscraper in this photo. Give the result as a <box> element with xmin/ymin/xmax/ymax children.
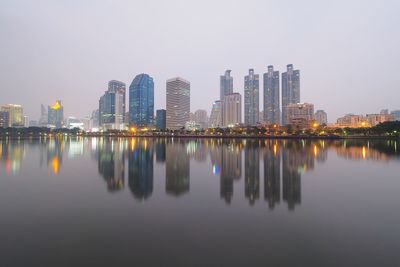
<box><xmin>244</xmin><ymin>69</ymin><xmax>259</xmax><ymax>126</ymax></box>
<box><xmin>108</xmin><ymin>80</ymin><xmax>126</xmax><ymax>123</ymax></box>
<box><xmin>156</xmin><ymin>109</ymin><xmax>166</xmax><ymax>130</ymax></box>
<box><xmin>220</xmin><ymin>70</ymin><xmax>233</xmax><ymax>101</ymax></box>
<box><xmin>48</xmin><ymin>101</ymin><xmax>64</xmax><ymax>128</ymax></box>
<box><xmin>1</xmin><ymin>104</ymin><xmax>24</xmax><ymax>127</ymax></box>
<box><xmin>282</xmin><ymin>64</ymin><xmax>300</xmax><ymax>125</ymax></box>
<box><xmin>166</xmin><ymin>77</ymin><xmax>190</xmax><ymax>130</ymax></box>
<box><xmin>263</xmin><ymin>65</ymin><xmax>280</xmax><ymax>125</ymax></box>
<box><xmin>129</xmin><ymin>74</ymin><xmax>154</xmax><ymax>127</ymax></box>
<box><xmin>209</xmin><ymin>100</ymin><xmax>222</xmax><ymax>128</ymax></box>
<box><xmin>222</xmin><ymin>93</ymin><xmax>242</xmax><ymax>127</ymax></box>
<box><xmin>99</xmin><ymin>89</ymin><xmax>124</xmax><ymax>130</ymax></box>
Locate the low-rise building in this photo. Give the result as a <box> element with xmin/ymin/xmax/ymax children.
<box><xmin>287</xmin><ymin>103</ymin><xmax>314</xmax><ymax>129</ymax></box>
<box><xmin>336</xmin><ymin>114</ymin><xmax>369</xmax><ymax>127</ymax></box>
<box><xmin>366</xmin><ymin>113</ymin><xmax>395</xmax><ymax>127</ymax></box>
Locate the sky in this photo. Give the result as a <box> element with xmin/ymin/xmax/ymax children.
<box><xmin>1</xmin><ymin>0</ymin><xmax>400</xmax><ymax>123</ymax></box>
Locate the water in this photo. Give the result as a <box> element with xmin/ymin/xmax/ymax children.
<box><xmin>0</xmin><ymin>137</ymin><xmax>399</xmax><ymax>267</ymax></box>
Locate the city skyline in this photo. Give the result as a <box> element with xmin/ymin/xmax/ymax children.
<box><xmin>1</xmin><ymin>1</ymin><xmax>399</xmax><ymax>122</ymax></box>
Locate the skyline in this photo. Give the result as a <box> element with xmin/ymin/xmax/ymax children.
<box><xmin>1</xmin><ymin>0</ymin><xmax>400</xmax><ymax>121</ymax></box>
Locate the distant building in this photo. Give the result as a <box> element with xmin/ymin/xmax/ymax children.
<box><xmin>336</xmin><ymin>114</ymin><xmax>368</xmax><ymax>128</ymax></box>
<box><xmin>391</xmin><ymin>110</ymin><xmax>400</xmax><ymax>121</ymax></box>
<box><xmin>66</xmin><ymin>117</ymin><xmax>84</xmax><ymax>129</ymax></box>
<box><xmin>222</xmin><ymin>93</ymin><xmax>241</xmax><ymax>127</ymax></box>
<box><xmin>287</xmin><ymin>103</ymin><xmax>314</xmax><ymax>129</ymax></box>
<box><xmin>48</xmin><ymin>100</ymin><xmax>64</xmax><ymax>128</ymax></box>
<box><xmin>99</xmin><ymin>89</ymin><xmax>124</xmax><ymax>130</ymax></box>
<box><xmin>90</xmin><ymin>109</ymin><xmax>99</xmax><ymax>130</ymax></box>
<box><xmin>194</xmin><ymin>109</ymin><xmax>208</xmax><ymax>129</ymax></box>
<box><xmin>263</xmin><ymin>65</ymin><xmax>280</xmax><ymax>125</ymax></box>
<box><xmin>23</xmin><ymin>116</ymin><xmax>29</xmax><ymax>127</ymax></box>
<box><xmin>156</xmin><ymin>109</ymin><xmax>166</xmax><ymax>130</ymax></box>
<box><xmin>108</xmin><ymin>80</ymin><xmax>126</xmax><ymax>121</ymax></box>
<box><xmin>380</xmin><ymin>109</ymin><xmax>389</xmax><ymax>115</ymax></box>
<box><xmin>39</xmin><ymin>104</ymin><xmax>48</xmax><ymax>126</ymax></box>
<box><xmin>129</xmin><ymin>74</ymin><xmax>154</xmax><ymax>127</ymax></box>
<box><xmin>29</xmin><ymin>120</ymin><xmax>38</xmax><ymax>127</ymax></box>
<box><xmin>166</xmin><ymin>77</ymin><xmax>190</xmax><ymax>130</ymax></box>
<box><xmin>1</xmin><ymin>104</ymin><xmax>24</xmax><ymax>127</ymax></box>
<box><xmin>185</xmin><ymin>121</ymin><xmax>201</xmax><ymax>131</ymax></box>
<box><xmin>209</xmin><ymin>100</ymin><xmax>222</xmax><ymax>128</ymax></box>
<box><xmin>244</xmin><ymin>69</ymin><xmax>259</xmax><ymax>126</ymax></box>
<box><xmin>0</xmin><ymin>111</ymin><xmax>9</xmax><ymax>128</ymax></box>
<box><xmin>282</xmin><ymin>64</ymin><xmax>300</xmax><ymax>125</ymax></box>
<box><xmin>366</xmin><ymin>113</ymin><xmax>395</xmax><ymax>126</ymax></box>
<box><xmin>315</xmin><ymin>110</ymin><xmax>328</xmax><ymax>125</ymax></box>
<box><xmin>220</xmin><ymin>70</ymin><xmax>233</xmax><ymax>101</ymax></box>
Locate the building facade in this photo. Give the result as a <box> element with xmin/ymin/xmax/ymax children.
<box><xmin>166</xmin><ymin>77</ymin><xmax>190</xmax><ymax>130</ymax></box>
<box><xmin>282</xmin><ymin>64</ymin><xmax>300</xmax><ymax>125</ymax></box>
<box><xmin>244</xmin><ymin>69</ymin><xmax>259</xmax><ymax>126</ymax></box>
<box><xmin>108</xmin><ymin>80</ymin><xmax>126</xmax><ymax>122</ymax></box>
<box><xmin>391</xmin><ymin>110</ymin><xmax>400</xmax><ymax>121</ymax></box>
<box><xmin>156</xmin><ymin>109</ymin><xmax>166</xmax><ymax>130</ymax></box>
<box><xmin>209</xmin><ymin>100</ymin><xmax>222</xmax><ymax>128</ymax></box>
<box><xmin>1</xmin><ymin>104</ymin><xmax>24</xmax><ymax>127</ymax></box>
<box><xmin>194</xmin><ymin>109</ymin><xmax>208</xmax><ymax>129</ymax></box>
<box><xmin>223</xmin><ymin>93</ymin><xmax>242</xmax><ymax>127</ymax></box>
<box><xmin>286</xmin><ymin>103</ymin><xmax>314</xmax><ymax>129</ymax></box>
<box><xmin>366</xmin><ymin>113</ymin><xmax>395</xmax><ymax>126</ymax></box>
<box><xmin>129</xmin><ymin>74</ymin><xmax>154</xmax><ymax>127</ymax></box>
<box><xmin>0</xmin><ymin>111</ymin><xmax>9</xmax><ymax>128</ymax></box>
<box><xmin>220</xmin><ymin>70</ymin><xmax>233</xmax><ymax>101</ymax></box>
<box><xmin>315</xmin><ymin>110</ymin><xmax>328</xmax><ymax>125</ymax></box>
<box><xmin>99</xmin><ymin>88</ymin><xmax>124</xmax><ymax>130</ymax></box>
<box><xmin>336</xmin><ymin>114</ymin><xmax>368</xmax><ymax>127</ymax></box>
<box><xmin>263</xmin><ymin>65</ymin><xmax>280</xmax><ymax>125</ymax></box>
<box><xmin>48</xmin><ymin>100</ymin><xmax>64</xmax><ymax>128</ymax></box>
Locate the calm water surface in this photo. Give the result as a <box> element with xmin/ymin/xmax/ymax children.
<box><xmin>0</xmin><ymin>137</ymin><xmax>399</xmax><ymax>267</ymax></box>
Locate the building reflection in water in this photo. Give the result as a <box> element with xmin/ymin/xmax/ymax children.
<box><xmin>0</xmin><ymin>139</ymin><xmax>25</xmax><ymax>174</ymax></box>
<box><xmin>264</xmin><ymin>141</ymin><xmax>280</xmax><ymax>209</ymax></box>
<box><xmin>128</xmin><ymin>138</ymin><xmax>153</xmax><ymax>200</ymax></box>
<box><xmin>245</xmin><ymin>140</ymin><xmax>260</xmax><ymax>205</ymax></box>
<box><xmin>97</xmin><ymin>138</ymin><xmax>125</xmax><ymax>192</ymax></box>
<box><xmin>155</xmin><ymin>138</ymin><xmax>166</xmax><ymax>163</ymax></box>
<box><xmin>47</xmin><ymin>138</ymin><xmax>64</xmax><ymax>175</ymax></box>
<box><xmin>166</xmin><ymin>139</ymin><xmax>190</xmax><ymax>196</ymax></box>
<box><xmin>220</xmin><ymin>140</ymin><xmax>242</xmax><ymax>204</ymax></box>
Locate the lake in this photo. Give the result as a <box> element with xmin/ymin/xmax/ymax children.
<box><xmin>0</xmin><ymin>137</ymin><xmax>399</xmax><ymax>266</ymax></box>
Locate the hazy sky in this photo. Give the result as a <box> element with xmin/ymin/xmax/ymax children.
<box><xmin>1</xmin><ymin>0</ymin><xmax>399</xmax><ymax>122</ymax></box>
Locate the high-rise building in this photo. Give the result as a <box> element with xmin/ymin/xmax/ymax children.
<box><xmin>1</xmin><ymin>104</ymin><xmax>24</xmax><ymax>127</ymax></box>
<box><xmin>194</xmin><ymin>109</ymin><xmax>208</xmax><ymax>129</ymax></box>
<box><xmin>156</xmin><ymin>109</ymin><xmax>166</xmax><ymax>130</ymax></box>
<box><xmin>287</xmin><ymin>103</ymin><xmax>314</xmax><ymax>129</ymax></box>
<box><xmin>263</xmin><ymin>65</ymin><xmax>280</xmax><ymax>125</ymax></box>
<box><xmin>282</xmin><ymin>64</ymin><xmax>300</xmax><ymax>125</ymax></box>
<box><xmin>129</xmin><ymin>74</ymin><xmax>154</xmax><ymax>127</ymax></box>
<box><xmin>209</xmin><ymin>100</ymin><xmax>222</xmax><ymax>128</ymax></box>
<box><xmin>315</xmin><ymin>110</ymin><xmax>328</xmax><ymax>125</ymax></box>
<box><xmin>99</xmin><ymin>83</ymin><xmax>124</xmax><ymax>130</ymax></box>
<box><xmin>166</xmin><ymin>77</ymin><xmax>190</xmax><ymax>130</ymax></box>
<box><xmin>48</xmin><ymin>101</ymin><xmax>64</xmax><ymax>128</ymax></box>
<box><xmin>244</xmin><ymin>69</ymin><xmax>259</xmax><ymax>126</ymax></box>
<box><xmin>108</xmin><ymin>80</ymin><xmax>126</xmax><ymax>122</ymax></box>
<box><xmin>222</xmin><ymin>93</ymin><xmax>241</xmax><ymax>127</ymax></box>
<box><xmin>0</xmin><ymin>111</ymin><xmax>9</xmax><ymax>128</ymax></box>
<box><xmin>39</xmin><ymin>104</ymin><xmax>48</xmax><ymax>126</ymax></box>
<box><xmin>220</xmin><ymin>70</ymin><xmax>233</xmax><ymax>101</ymax></box>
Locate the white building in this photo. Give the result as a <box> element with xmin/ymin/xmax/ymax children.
<box><xmin>166</xmin><ymin>77</ymin><xmax>190</xmax><ymax>130</ymax></box>
<box><xmin>223</xmin><ymin>93</ymin><xmax>242</xmax><ymax>127</ymax></box>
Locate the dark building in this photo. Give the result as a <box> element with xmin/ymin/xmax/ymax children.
<box><xmin>129</xmin><ymin>74</ymin><xmax>154</xmax><ymax>127</ymax></box>
<box><xmin>282</xmin><ymin>64</ymin><xmax>300</xmax><ymax>125</ymax></box>
<box><xmin>0</xmin><ymin>111</ymin><xmax>9</xmax><ymax>128</ymax></box>
<box><xmin>156</xmin><ymin>109</ymin><xmax>166</xmax><ymax>130</ymax></box>
<box><xmin>263</xmin><ymin>65</ymin><xmax>280</xmax><ymax>125</ymax></box>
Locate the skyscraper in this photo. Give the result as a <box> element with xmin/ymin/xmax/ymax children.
<box><xmin>129</xmin><ymin>74</ymin><xmax>154</xmax><ymax>127</ymax></box>
<box><xmin>156</xmin><ymin>109</ymin><xmax>166</xmax><ymax>130</ymax></box>
<box><xmin>220</xmin><ymin>70</ymin><xmax>233</xmax><ymax>101</ymax></box>
<box><xmin>39</xmin><ymin>104</ymin><xmax>48</xmax><ymax>126</ymax></box>
<box><xmin>48</xmin><ymin>101</ymin><xmax>64</xmax><ymax>128</ymax></box>
<box><xmin>209</xmin><ymin>100</ymin><xmax>222</xmax><ymax>128</ymax></box>
<box><xmin>99</xmin><ymin>89</ymin><xmax>124</xmax><ymax>130</ymax></box>
<box><xmin>1</xmin><ymin>104</ymin><xmax>24</xmax><ymax>127</ymax></box>
<box><xmin>166</xmin><ymin>77</ymin><xmax>190</xmax><ymax>130</ymax></box>
<box><xmin>263</xmin><ymin>65</ymin><xmax>280</xmax><ymax>125</ymax></box>
<box><xmin>282</xmin><ymin>64</ymin><xmax>300</xmax><ymax>125</ymax></box>
<box><xmin>222</xmin><ymin>93</ymin><xmax>242</xmax><ymax>127</ymax></box>
<box><xmin>244</xmin><ymin>69</ymin><xmax>259</xmax><ymax>126</ymax></box>
<box><xmin>108</xmin><ymin>80</ymin><xmax>126</xmax><ymax>123</ymax></box>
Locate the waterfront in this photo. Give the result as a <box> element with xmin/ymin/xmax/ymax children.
<box><xmin>0</xmin><ymin>137</ymin><xmax>400</xmax><ymax>266</ymax></box>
